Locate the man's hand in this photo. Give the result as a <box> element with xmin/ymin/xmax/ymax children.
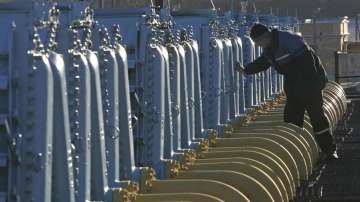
<box><xmin>235</xmin><ymin>61</ymin><xmax>246</xmax><ymax>74</ymax></box>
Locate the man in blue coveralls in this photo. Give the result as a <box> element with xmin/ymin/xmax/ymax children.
<box><xmin>236</xmin><ymin>23</ymin><xmax>338</xmax><ymax>162</ymax></box>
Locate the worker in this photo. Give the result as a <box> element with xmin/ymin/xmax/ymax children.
<box><xmin>236</xmin><ymin>23</ymin><xmax>338</xmax><ymax>162</ymax></box>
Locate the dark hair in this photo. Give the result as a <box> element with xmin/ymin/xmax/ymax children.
<box><xmin>250</xmin><ymin>23</ymin><xmax>270</xmax><ymax>40</ymax></box>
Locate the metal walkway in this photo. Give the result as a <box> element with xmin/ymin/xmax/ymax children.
<box><xmin>316</xmin><ymin>98</ymin><xmax>360</xmax><ymax>201</ymax></box>
<box><xmin>296</xmin><ymin>88</ymin><xmax>360</xmax><ymax>202</ymax></box>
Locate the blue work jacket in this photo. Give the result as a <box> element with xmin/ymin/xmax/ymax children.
<box><xmin>244</xmin><ymin>29</ymin><xmax>328</xmax><ymax>97</ymax></box>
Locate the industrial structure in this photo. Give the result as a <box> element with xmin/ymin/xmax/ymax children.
<box><xmin>0</xmin><ymin>0</ymin><xmax>359</xmax><ymax>202</ymax></box>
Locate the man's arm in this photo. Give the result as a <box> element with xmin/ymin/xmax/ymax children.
<box><xmin>237</xmin><ymin>56</ymin><xmax>271</xmax><ymax>75</ymax></box>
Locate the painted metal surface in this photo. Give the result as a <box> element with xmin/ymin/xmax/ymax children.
<box><xmin>21</xmin><ymin>44</ymin><xmax>54</xmax><ymax>202</ymax></box>
<box><xmin>68</xmin><ymin>42</ymin><xmax>92</xmax><ymax>202</ymax></box>
<box><xmin>48</xmin><ymin>51</ymin><xmax>75</xmax><ymax>202</ymax></box>
<box><xmin>98</xmin><ymin>30</ymin><xmax>120</xmax><ymax>187</ymax></box>
<box><xmin>241</xmin><ymin>34</ymin><xmax>255</xmax><ymax>109</ymax></box>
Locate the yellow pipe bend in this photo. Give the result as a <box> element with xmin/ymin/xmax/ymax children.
<box><xmin>190</xmin><ymin>162</ymin><xmax>285</xmax><ymax>202</ymax></box>
<box><xmin>254</xmin><ymin>112</ymin><xmax>311</xmax><ymax>122</ymax></box>
<box><xmin>135</xmin><ymin>192</ymin><xmax>224</xmax><ymax>202</ymax></box>
<box><xmin>194</xmin><ymin>157</ymin><xmax>291</xmax><ymax>201</ymax></box>
<box><xmin>302</xmin><ymin>119</ymin><xmax>314</xmax><ymax>134</ymax></box>
<box><xmin>244</xmin><ymin>120</ymin><xmax>285</xmax><ymax>126</ymax></box>
<box><xmin>277</xmin><ymin>126</ymin><xmax>318</xmax><ymax>164</ymax></box>
<box><xmin>251</xmin><ymin>114</ymin><xmax>283</xmax><ymax>121</ymax></box>
<box><xmin>236</xmin><ymin>124</ymin><xmax>319</xmax><ymax>163</ymax></box>
<box><xmin>279</xmin><ymin>123</ymin><xmax>320</xmax><ymax>161</ymax></box>
<box><xmin>197</xmin><ymin>150</ymin><xmax>295</xmax><ymax>199</ymax></box>
<box><xmin>242</xmin><ymin>117</ymin><xmax>313</xmax><ymax>134</ymax></box>
<box><xmin>233</xmin><ymin>127</ymin><xmax>314</xmax><ymax>170</ymax></box>
<box><xmin>242</xmin><ymin>122</ymin><xmax>317</xmax><ymax>152</ymax></box>
<box><xmin>175</xmin><ymin>170</ymin><xmax>275</xmax><ymax>202</ymax></box>
<box><xmin>229</xmin><ymin>132</ymin><xmax>310</xmax><ymax>180</ymax></box>
<box><xmin>243</xmin><ymin>112</ymin><xmax>309</xmax><ymax>122</ymax></box>
<box><xmin>271</xmin><ymin>126</ymin><xmax>317</xmax><ymax>163</ymax></box>
<box><xmin>207</xmin><ymin>146</ymin><xmax>300</xmax><ymax>187</ymax></box>
<box><xmin>212</xmin><ymin>137</ymin><xmax>300</xmax><ymax>183</ymax></box>
<box><xmin>146</xmin><ymin>179</ymin><xmax>249</xmax><ymax>202</ymax></box>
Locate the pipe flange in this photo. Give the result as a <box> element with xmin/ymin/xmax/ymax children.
<box><xmin>208</xmin><ymin>129</ymin><xmax>218</xmax><ymax>147</ymax></box>
<box><xmin>165</xmin><ymin>160</ymin><xmax>181</xmax><ymax>178</ymax></box>
<box><xmin>139</xmin><ymin>167</ymin><xmax>156</xmax><ymax>193</ymax></box>
<box><xmin>224</xmin><ymin>124</ymin><xmax>234</xmax><ymax>138</ymax></box>
<box><xmin>180</xmin><ymin>150</ymin><xmax>197</xmax><ymax>170</ymax></box>
<box><xmin>113</xmin><ymin>181</ymin><xmax>139</xmax><ymax>202</ymax></box>
<box><xmin>239</xmin><ymin>116</ymin><xmax>252</xmax><ymax>126</ymax></box>
<box><xmin>196</xmin><ymin>139</ymin><xmax>210</xmax><ymax>155</ymax></box>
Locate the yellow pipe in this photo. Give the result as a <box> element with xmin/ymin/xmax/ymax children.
<box><xmin>251</xmin><ymin>114</ymin><xmax>283</xmax><ymax>120</ymax></box>
<box><xmin>211</xmin><ymin>137</ymin><xmax>300</xmax><ymax>184</ymax></box>
<box><xmin>143</xmin><ymin>179</ymin><xmax>249</xmax><ymax>202</ymax></box>
<box><xmin>239</xmin><ymin>115</ymin><xmax>314</xmax><ymax>134</ymax></box>
<box><xmin>204</xmin><ymin>147</ymin><xmax>300</xmax><ymax>186</ymax></box>
<box><xmin>175</xmin><ymin>170</ymin><xmax>275</xmax><ymax>202</ymax></box>
<box><xmin>279</xmin><ymin>123</ymin><xmax>320</xmax><ymax>161</ymax></box>
<box><xmin>251</xmin><ymin>112</ymin><xmax>312</xmax><ymax>122</ymax></box>
<box><xmin>238</xmin><ymin>122</ymin><xmax>319</xmax><ymax>162</ymax></box>
<box><xmin>115</xmin><ymin>81</ymin><xmax>346</xmax><ymax>202</ymax></box>
<box><xmin>134</xmin><ymin>100</ymin><xmax>327</xmax><ymax>202</ymax></box>
<box><xmin>275</xmin><ymin>125</ymin><xmax>319</xmax><ymax>163</ymax></box>
<box><xmin>274</xmin><ymin>127</ymin><xmax>314</xmax><ymax>155</ymax></box>
<box><xmin>194</xmin><ymin>156</ymin><xmax>292</xmax><ymax>200</ymax></box>
<box><xmin>243</xmin><ymin>120</ymin><xmax>284</xmax><ymax>126</ymax></box>
<box><xmin>228</xmin><ymin>132</ymin><xmax>310</xmax><ymax>179</ymax></box>
<box><xmin>234</xmin><ymin>106</ymin><xmax>321</xmax><ymax>165</ymax></box>
<box><xmin>200</xmin><ymin>148</ymin><xmax>295</xmax><ymax>197</ymax></box>
<box><xmin>233</xmin><ymin>127</ymin><xmax>314</xmax><ymax>169</ymax></box>
<box><xmin>189</xmin><ymin>162</ymin><xmax>285</xmax><ymax>202</ymax></box>
<box><xmin>135</xmin><ymin>193</ymin><xmax>224</xmax><ymax>202</ymax></box>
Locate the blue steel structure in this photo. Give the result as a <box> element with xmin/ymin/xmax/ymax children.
<box><xmin>0</xmin><ymin>2</ymin><xmax>302</xmax><ymax>201</ymax></box>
